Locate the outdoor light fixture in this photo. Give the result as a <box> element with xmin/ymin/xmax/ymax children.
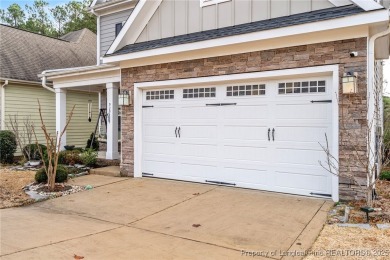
<box><xmin>88</xmin><ymin>99</ymin><xmax>92</xmax><ymax>122</ymax></box>
<box><xmin>119</xmin><ymin>90</ymin><xmax>131</xmax><ymax>106</ymax></box>
<box><xmin>342</xmin><ymin>72</ymin><xmax>358</xmax><ymax>94</ymax></box>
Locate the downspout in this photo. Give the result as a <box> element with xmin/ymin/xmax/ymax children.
<box><xmin>90</xmin><ymin>9</ymin><xmax>100</xmax><ymax>65</ymax></box>
<box><xmin>1</xmin><ymin>79</ymin><xmax>9</xmax><ymax>130</ymax></box>
<box><xmin>41</xmin><ymin>71</ymin><xmax>55</xmax><ymax>93</ymax></box>
<box><xmin>367</xmin><ymin>21</ymin><xmax>390</xmax><ymax>190</ymax></box>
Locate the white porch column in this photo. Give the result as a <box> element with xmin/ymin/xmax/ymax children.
<box><xmin>106</xmin><ymin>82</ymin><xmax>119</xmax><ymax>160</ymax></box>
<box><xmin>55</xmin><ymin>88</ymin><xmax>67</xmax><ymax>150</ymax></box>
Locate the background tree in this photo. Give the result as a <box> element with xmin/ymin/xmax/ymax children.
<box><xmin>24</xmin><ymin>0</ymin><xmax>54</xmax><ymax>36</ymax></box>
<box><xmin>0</xmin><ymin>3</ymin><xmax>25</xmax><ymax>27</ymax></box>
<box><xmin>50</xmin><ymin>5</ymin><xmax>67</xmax><ymax>37</ymax></box>
<box><xmin>63</xmin><ymin>0</ymin><xmax>96</xmax><ymax>34</ymax></box>
<box><xmin>0</xmin><ymin>0</ymin><xmax>96</xmax><ymax>37</ymax></box>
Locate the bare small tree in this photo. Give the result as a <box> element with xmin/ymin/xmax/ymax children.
<box><xmin>32</xmin><ymin>100</ymin><xmax>75</xmax><ymax>191</ymax></box>
<box><xmin>320</xmin><ymin>84</ymin><xmax>389</xmax><ymax>207</ymax></box>
<box><xmin>8</xmin><ymin>115</ymin><xmax>34</xmax><ymax>161</ymax></box>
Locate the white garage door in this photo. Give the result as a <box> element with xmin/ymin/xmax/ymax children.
<box><xmin>141</xmin><ymin>77</ymin><xmax>333</xmax><ymax>197</ymax></box>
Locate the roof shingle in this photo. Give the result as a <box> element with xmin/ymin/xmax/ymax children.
<box><xmin>0</xmin><ymin>25</ymin><xmax>96</xmax><ymax>82</ymax></box>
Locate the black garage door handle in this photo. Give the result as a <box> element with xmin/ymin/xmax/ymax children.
<box><xmin>272</xmin><ymin>128</ymin><xmax>275</xmax><ymax>141</ymax></box>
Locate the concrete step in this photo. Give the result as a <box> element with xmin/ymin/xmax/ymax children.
<box><xmin>90</xmin><ymin>166</ymin><xmax>121</xmax><ymax>177</ymax></box>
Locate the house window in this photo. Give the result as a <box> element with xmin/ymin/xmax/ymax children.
<box><xmin>278</xmin><ymin>81</ymin><xmax>326</xmax><ymax>94</ymax></box>
<box><xmin>183</xmin><ymin>88</ymin><xmax>216</xmax><ymax>98</ymax></box>
<box><xmin>200</xmin><ymin>0</ymin><xmax>231</xmax><ymax>7</ymax></box>
<box><xmin>226</xmin><ymin>84</ymin><xmax>266</xmax><ymax>97</ymax></box>
<box><xmin>115</xmin><ymin>23</ymin><xmax>123</xmax><ymax>37</ymax></box>
<box><xmin>146</xmin><ymin>90</ymin><xmax>174</xmax><ymax>100</ymax></box>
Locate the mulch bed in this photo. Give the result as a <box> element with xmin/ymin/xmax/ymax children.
<box><xmin>36</xmin><ymin>184</ymin><xmax>72</xmax><ymax>193</ymax></box>
<box><xmin>348</xmin><ymin>180</ymin><xmax>390</xmax><ymax>223</ymax></box>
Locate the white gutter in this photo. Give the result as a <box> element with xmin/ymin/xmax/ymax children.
<box><xmin>1</xmin><ymin>79</ymin><xmax>9</xmax><ymax>130</ymax></box>
<box><xmin>38</xmin><ymin>64</ymin><xmax>116</xmax><ymax>79</ymax></box>
<box><xmin>367</xmin><ymin>21</ymin><xmax>390</xmax><ymax>184</ymax></box>
<box><xmin>41</xmin><ymin>71</ymin><xmax>55</xmax><ymax>93</ymax></box>
<box><xmin>368</xmin><ymin>22</ymin><xmax>390</xmax><ymax>114</ymax></box>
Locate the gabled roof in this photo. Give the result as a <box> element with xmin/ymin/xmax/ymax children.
<box><xmin>108</xmin><ymin>5</ymin><xmax>366</xmax><ymax>57</ymax></box>
<box><xmin>0</xmin><ymin>25</ymin><xmax>96</xmax><ymax>83</ymax></box>
<box><xmin>60</xmin><ymin>28</ymin><xmax>95</xmax><ymax>43</ymax></box>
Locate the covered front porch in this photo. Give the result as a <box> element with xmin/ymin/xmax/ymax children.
<box><xmin>40</xmin><ymin>65</ymin><xmax>122</xmax><ymax>161</ymax></box>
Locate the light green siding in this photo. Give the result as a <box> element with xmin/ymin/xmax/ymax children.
<box><xmin>4</xmin><ymin>84</ymin><xmax>99</xmax><ymax>153</ymax></box>
<box><xmin>66</xmin><ymin>91</ymin><xmax>99</xmax><ymax>147</ymax></box>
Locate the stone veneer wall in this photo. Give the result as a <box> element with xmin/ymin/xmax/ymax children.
<box><xmin>121</xmin><ymin>37</ymin><xmax>368</xmax><ymax>200</ymax></box>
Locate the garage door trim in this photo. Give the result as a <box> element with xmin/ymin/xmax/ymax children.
<box><xmin>133</xmin><ymin>65</ymin><xmax>340</xmax><ymax>201</ymax></box>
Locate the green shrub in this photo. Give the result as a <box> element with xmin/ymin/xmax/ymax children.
<box><xmin>73</xmin><ymin>147</ymin><xmax>84</xmax><ymax>153</ymax></box>
<box><xmin>86</xmin><ymin>133</ymin><xmax>99</xmax><ymax>151</ymax></box>
<box><xmin>380</xmin><ymin>171</ymin><xmax>390</xmax><ymax>181</ymax></box>
<box><xmin>23</xmin><ymin>144</ymin><xmax>47</xmax><ymax>161</ymax></box>
<box><xmin>57</xmin><ymin>150</ymin><xmax>82</xmax><ymax>165</ymax></box>
<box><xmin>35</xmin><ymin>165</ymin><xmax>68</xmax><ymax>183</ymax></box>
<box><xmin>0</xmin><ymin>130</ymin><xmax>17</xmax><ymax>164</ymax></box>
<box><xmin>58</xmin><ymin>150</ymin><xmax>66</xmax><ymax>165</ymax></box>
<box><xmin>80</xmin><ymin>148</ymin><xmax>98</xmax><ymax>166</ymax></box>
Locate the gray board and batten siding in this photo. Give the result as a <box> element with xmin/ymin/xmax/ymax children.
<box><xmin>100</xmin><ymin>9</ymin><xmax>133</xmax><ymax>57</ymax></box>
<box><xmin>135</xmin><ymin>0</ymin><xmax>342</xmax><ymax>43</ymax></box>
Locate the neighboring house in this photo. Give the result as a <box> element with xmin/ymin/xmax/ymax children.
<box><xmin>0</xmin><ymin>25</ymin><xmax>99</xmax><ymax>150</ymax></box>
<box><xmin>40</xmin><ymin>0</ymin><xmax>390</xmax><ymax>201</ymax></box>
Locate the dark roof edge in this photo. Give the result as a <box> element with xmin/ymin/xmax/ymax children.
<box><xmin>0</xmin><ymin>24</ymin><xmax>69</xmax><ymax>42</ymax></box>
<box><xmin>107</xmin><ymin>4</ymin><xmax>373</xmax><ymax>57</ymax></box>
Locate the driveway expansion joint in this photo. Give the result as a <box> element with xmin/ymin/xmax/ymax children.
<box><xmin>0</xmin><ymin>226</ymin><xmax>124</xmax><ymax>257</ymax></box>
<box><xmin>283</xmin><ymin>200</ymin><xmax>327</xmax><ymax>259</ymax></box>
<box><xmin>127</xmin><ymin>186</ymin><xmax>218</xmax><ymax>225</ymax></box>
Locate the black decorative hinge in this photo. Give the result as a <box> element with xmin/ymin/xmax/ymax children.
<box><xmin>206</xmin><ymin>103</ymin><xmax>237</xmax><ymax>106</ymax></box>
<box><xmin>310</xmin><ymin>100</ymin><xmax>332</xmax><ymax>103</ymax></box>
<box><xmin>142</xmin><ymin>105</ymin><xmax>154</xmax><ymax>108</ymax></box>
<box><xmin>310</xmin><ymin>192</ymin><xmax>332</xmax><ymax>197</ymax></box>
<box><xmin>205</xmin><ymin>180</ymin><xmax>236</xmax><ymax>186</ymax></box>
<box><xmin>142</xmin><ymin>172</ymin><xmax>154</xmax><ymax>177</ymax></box>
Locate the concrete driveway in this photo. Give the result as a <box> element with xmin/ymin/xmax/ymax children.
<box><xmin>0</xmin><ymin>176</ymin><xmax>332</xmax><ymax>259</ymax></box>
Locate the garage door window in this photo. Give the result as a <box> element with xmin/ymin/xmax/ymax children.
<box><xmin>226</xmin><ymin>84</ymin><xmax>265</xmax><ymax>96</ymax></box>
<box><xmin>146</xmin><ymin>90</ymin><xmax>174</xmax><ymax>100</ymax></box>
<box><xmin>278</xmin><ymin>81</ymin><xmax>326</xmax><ymax>94</ymax></box>
<box><xmin>183</xmin><ymin>87</ymin><xmax>216</xmax><ymax>98</ymax></box>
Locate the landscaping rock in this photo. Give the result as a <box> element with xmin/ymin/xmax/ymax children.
<box><xmin>376</xmin><ymin>224</ymin><xmax>390</xmax><ymax>230</ymax></box>
<box><xmin>337</xmin><ymin>223</ymin><xmax>371</xmax><ymax>229</ymax></box>
<box><xmin>85</xmin><ymin>185</ymin><xmax>93</xmax><ymax>190</ymax></box>
<box><xmin>25</xmin><ymin>183</ymin><xmax>86</xmax><ymax>199</ymax></box>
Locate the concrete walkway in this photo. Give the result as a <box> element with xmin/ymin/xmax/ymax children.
<box><xmin>0</xmin><ymin>176</ymin><xmax>332</xmax><ymax>260</ymax></box>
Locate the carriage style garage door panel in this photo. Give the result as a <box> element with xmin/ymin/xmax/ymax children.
<box><xmin>141</xmin><ymin>77</ymin><xmax>333</xmax><ymax>197</ymax></box>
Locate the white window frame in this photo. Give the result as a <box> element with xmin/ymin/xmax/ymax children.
<box><xmin>200</xmin><ymin>0</ymin><xmax>231</xmax><ymax>7</ymax></box>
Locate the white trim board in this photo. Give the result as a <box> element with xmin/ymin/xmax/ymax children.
<box><xmin>350</xmin><ymin>0</ymin><xmax>384</xmax><ymax>11</ymax></box>
<box><xmin>133</xmin><ymin>65</ymin><xmax>340</xmax><ymax>201</ymax></box>
<box><xmin>107</xmin><ymin>0</ymin><xmax>162</xmax><ymax>54</ymax></box>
